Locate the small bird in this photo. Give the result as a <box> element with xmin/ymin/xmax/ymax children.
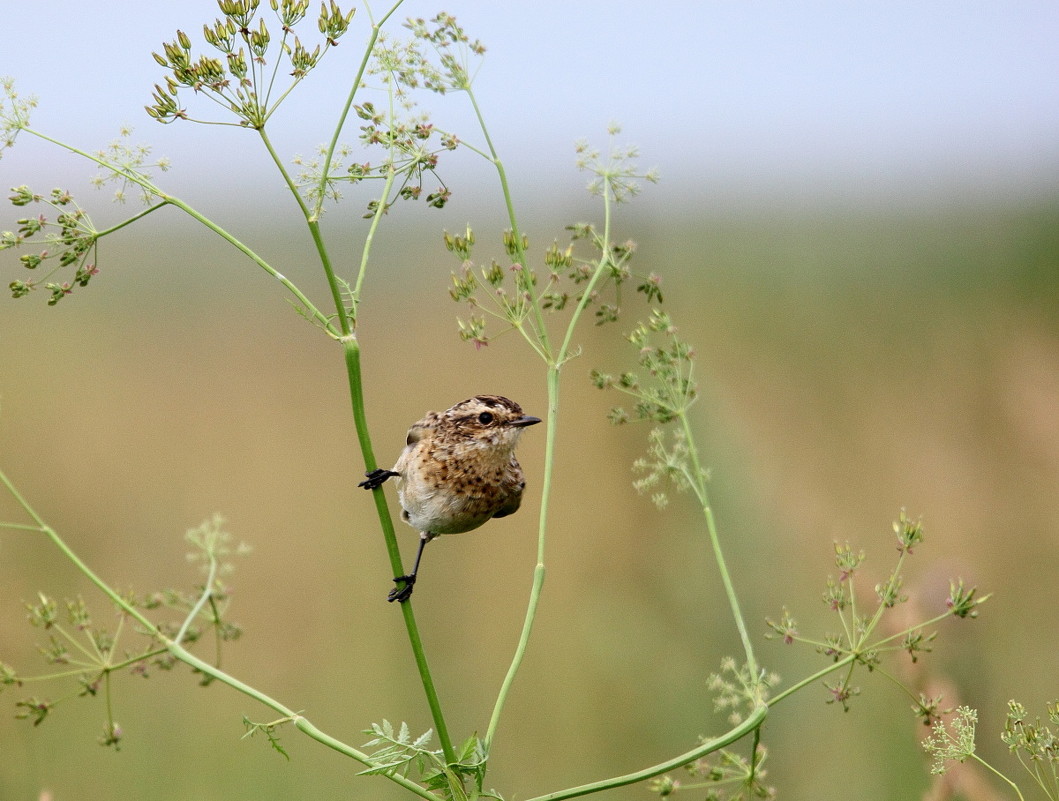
<box><xmin>359</xmin><ymin>395</ymin><xmax>541</xmax><ymax>603</ymax></box>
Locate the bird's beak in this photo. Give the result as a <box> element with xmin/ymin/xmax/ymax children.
<box><xmin>510</xmin><ymin>415</ymin><xmax>542</xmax><ymax>428</ymax></box>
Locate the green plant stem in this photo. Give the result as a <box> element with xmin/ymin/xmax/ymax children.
<box><xmin>766</xmin><ymin>653</ymin><xmax>857</xmax><ymax>708</ymax></box>
<box><xmin>556</xmin><ymin>178</ymin><xmax>615</xmax><ymax>363</ymax></box>
<box><xmin>484</xmin><ymin>179</ymin><xmax>615</xmax><ymax>749</ymax></box>
<box><xmin>486</xmin><ymin>172</ymin><xmax>632</xmax><ymax>751</ymax></box>
<box><xmin>93</xmin><ymin>202</ymin><xmax>167</xmax><ymax>235</ymax></box>
<box><xmin>340</xmin><ymin>335</ymin><xmax>456</xmax><ymax>765</ymax></box>
<box><xmin>321</xmin><ymin>78</ymin><xmax>453</xmax><ymax>760</ymax></box>
<box><xmin>257</xmin><ymin>126</ymin><xmax>312</xmax><ymax>219</ymax></box>
<box><xmin>19</xmin><ymin>127</ymin><xmax>336</xmax><ymax>333</ymax></box>
<box><xmin>354</xmin><ymin>166</ymin><xmax>397</xmax><ymax>304</ymax></box>
<box><xmin>523</xmin><ymin>704</ymin><xmax>768</xmax><ymax>801</ymax></box>
<box><xmin>0</xmin><ymin>468</ymin><xmax>439</xmax><ymax>799</ymax></box>
<box><xmin>485</xmin><ymin>365</ymin><xmax>558</xmax><ymax>751</ymax></box>
<box><xmin>678</xmin><ymin>412</ymin><xmax>759</xmax><ymax>681</ymax></box>
<box><xmin>304</xmin><ymin>29</ymin><xmax>454</xmax><ymax>766</ymax></box>
<box><xmin>972</xmin><ymin>754</ymin><xmax>1027</xmax><ymax>801</ymax></box>
<box><xmin>254</xmin><ymin>125</ymin><xmax>351</xmax><ymax>341</ymax></box>
<box><xmin>464</xmin><ymin>86</ymin><xmax>552</xmax><ymax>356</ymax></box>
<box><xmin>312</xmin><ymin>0</ymin><xmax>406</xmax><ymax>222</ymax></box>
<box><xmin>175</xmin><ymin>548</ymin><xmax>219</xmax><ymax>646</ymax></box>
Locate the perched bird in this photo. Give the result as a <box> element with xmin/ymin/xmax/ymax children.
<box><xmin>359</xmin><ymin>395</ymin><xmax>541</xmax><ymax>603</ymax></box>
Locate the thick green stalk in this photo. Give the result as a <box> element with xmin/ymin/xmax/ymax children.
<box><xmin>341</xmin><ymin>335</ymin><xmax>456</xmax><ymax>765</ymax></box>
<box><xmin>258</xmin><ymin>54</ymin><xmax>453</xmax><ymax>762</ymax></box>
<box><xmin>523</xmin><ymin>704</ymin><xmax>768</xmax><ymax>801</ymax></box>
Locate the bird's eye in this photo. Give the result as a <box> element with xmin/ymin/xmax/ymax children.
<box><xmin>478</xmin><ymin>412</ymin><xmax>494</xmax><ymax>425</ymax></box>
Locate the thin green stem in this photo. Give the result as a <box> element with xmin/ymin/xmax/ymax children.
<box><xmin>0</xmin><ymin>468</ymin><xmax>440</xmax><ymax>799</ymax></box>
<box><xmin>170</xmin><ymin>195</ymin><xmax>338</xmax><ymax>334</ymax></box>
<box><xmin>869</xmin><ymin>609</ymin><xmax>951</xmax><ymax>650</ymax></box>
<box><xmin>766</xmin><ymin>653</ymin><xmax>857</xmax><ymax>708</ymax></box>
<box><xmin>464</xmin><ymin>87</ymin><xmax>552</xmax><ymax>357</ymax></box>
<box><xmin>312</xmin><ymin>0</ymin><xmax>406</xmax><ymax>222</ymax></box>
<box><xmin>308</xmin><ymin>218</ymin><xmax>350</xmax><ymax>336</ymax></box>
<box><xmin>353</xmin><ymin>166</ymin><xmax>397</xmax><ymax>303</ymax></box>
<box><xmin>255</xmin><ymin>125</ymin><xmax>351</xmax><ymax>340</ymax></box>
<box><xmin>21</xmin><ymin>127</ymin><xmax>336</xmax><ymax>334</ymax></box>
<box><xmin>861</xmin><ymin>553</ymin><xmax>906</xmax><ymax>641</ymax></box>
<box><xmin>175</xmin><ymin>551</ymin><xmax>219</xmax><ymax>646</ymax></box>
<box><xmin>1</xmin><ymin>469</ymin><xmax>158</xmax><ymax>634</ymax></box>
<box><xmin>523</xmin><ymin>705</ymin><xmax>768</xmax><ymax>801</ymax></box>
<box><xmin>485</xmin><ymin>366</ymin><xmax>558</xmax><ymax>750</ymax></box>
<box><xmin>0</xmin><ymin>521</ymin><xmax>44</xmax><ymax>532</ymax></box>
<box><xmin>971</xmin><ymin>754</ymin><xmax>1027</xmax><ymax>801</ymax></box>
<box><xmin>556</xmin><ymin>187</ymin><xmax>614</xmax><ymax>363</ymax></box>
<box><xmin>94</xmin><ymin>202</ymin><xmax>167</xmax><ymax>236</ymax></box>
<box><xmin>484</xmin><ymin>180</ymin><xmax>619</xmax><ymax>749</ymax></box>
<box><xmin>486</xmin><ymin>172</ymin><xmax>636</xmax><ymax>751</ymax></box>
<box><xmin>678</xmin><ymin>412</ymin><xmax>758</xmax><ymax>679</ymax></box>
<box><xmin>47</xmin><ymin>622</ymin><xmax>100</xmax><ymax>664</ymax></box>
<box><xmin>257</xmin><ymin>126</ymin><xmax>312</xmax><ymax>220</ymax></box>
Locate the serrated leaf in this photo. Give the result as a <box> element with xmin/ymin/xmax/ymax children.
<box><xmin>412</xmin><ymin>727</ymin><xmax>434</xmax><ymax>749</ymax></box>
<box><xmin>357</xmin><ymin>761</ymin><xmax>403</xmax><ymax>777</ymax></box>
<box><xmin>457</xmin><ymin>733</ymin><xmax>479</xmax><ymax>762</ymax></box>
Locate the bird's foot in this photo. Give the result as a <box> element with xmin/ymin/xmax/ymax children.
<box><xmin>359</xmin><ymin>469</ymin><xmax>399</xmax><ymax>490</ymax></box>
<box><xmin>387</xmin><ymin>574</ymin><xmax>416</xmax><ymax>603</ymax></box>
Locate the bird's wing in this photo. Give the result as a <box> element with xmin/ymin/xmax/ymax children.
<box><xmin>404</xmin><ymin>410</ymin><xmax>440</xmax><ymax>446</ymax></box>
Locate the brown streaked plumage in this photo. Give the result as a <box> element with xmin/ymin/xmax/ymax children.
<box><xmin>359</xmin><ymin>395</ymin><xmax>541</xmax><ymax>602</ymax></box>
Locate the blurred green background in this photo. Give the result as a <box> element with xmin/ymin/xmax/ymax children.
<box><xmin>2</xmin><ymin>2</ymin><xmax>1059</xmax><ymax>800</ymax></box>
<box><xmin>2</xmin><ymin>197</ymin><xmax>1057</xmax><ymax>801</ymax></box>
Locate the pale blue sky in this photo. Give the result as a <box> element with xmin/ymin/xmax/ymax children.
<box><xmin>2</xmin><ymin>1</ymin><xmax>1057</xmax><ymax>210</ymax></box>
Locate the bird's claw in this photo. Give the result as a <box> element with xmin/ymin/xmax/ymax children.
<box><xmin>359</xmin><ymin>469</ymin><xmax>398</xmax><ymax>490</ymax></box>
<box><xmin>387</xmin><ymin>574</ymin><xmax>416</xmax><ymax>603</ymax></box>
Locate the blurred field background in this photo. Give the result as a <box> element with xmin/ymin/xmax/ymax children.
<box><xmin>2</xmin><ymin>3</ymin><xmax>1059</xmax><ymax>801</ymax></box>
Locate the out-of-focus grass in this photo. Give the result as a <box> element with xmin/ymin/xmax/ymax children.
<box><xmin>1</xmin><ymin>198</ymin><xmax>1057</xmax><ymax>800</ymax></box>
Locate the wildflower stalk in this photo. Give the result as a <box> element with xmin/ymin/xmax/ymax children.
<box><xmin>312</xmin><ymin>0</ymin><xmax>406</xmax><ymax>223</ymax></box>
<box><xmin>340</xmin><ymin>331</ymin><xmax>455</xmax><ymax>764</ymax></box>
<box><xmin>482</xmin><ymin>120</ymin><xmax>623</xmax><ymax>751</ymax></box>
<box><xmin>677</xmin><ymin>411</ymin><xmax>760</xmax><ymax>682</ymax></box>
<box><xmin>13</xmin><ymin>125</ymin><xmax>335</xmax><ymax>331</ymax></box>
<box><xmin>0</xmin><ymin>467</ymin><xmax>441</xmax><ymax>800</ymax></box>
<box><xmin>766</xmin><ymin>653</ymin><xmax>858</xmax><ymax>708</ymax></box>
<box><xmin>463</xmin><ymin>84</ymin><xmax>552</xmax><ymax>355</ymax></box>
<box><xmin>484</xmin><ymin>366</ymin><xmax>556</xmax><ymax>751</ymax></box>
<box><xmin>523</xmin><ymin>703</ymin><xmax>768</xmax><ymax>801</ymax></box>
<box><xmin>303</xmin><ymin>16</ymin><xmax>457</xmax><ymax>761</ymax></box>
